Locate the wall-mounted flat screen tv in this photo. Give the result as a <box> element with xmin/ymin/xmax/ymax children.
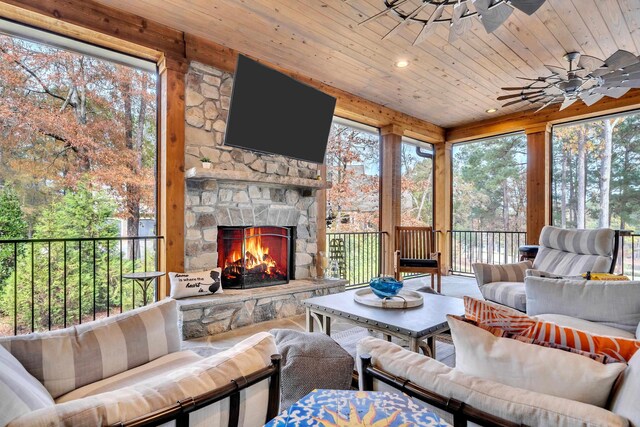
<box><xmin>223</xmin><ymin>55</ymin><xmax>337</xmax><ymax>164</ymax></box>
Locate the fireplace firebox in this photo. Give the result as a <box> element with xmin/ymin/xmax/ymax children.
<box><xmin>217</xmin><ymin>226</ymin><xmax>294</xmax><ymax>289</ymax></box>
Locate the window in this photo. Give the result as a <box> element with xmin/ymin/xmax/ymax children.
<box><xmin>401</xmin><ymin>137</ymin><xmax>434</xmax><ymax>226</ymax></box>
<box><xmin>452</xmin><ymin>133</ymin><xmax>527</xmax><ymax>231</ymax></box>
<box><xmin>552</xmin><ymin>111</ymin><xmax>640</xmax><ymax>230</ymax></box>
<box><xmin>325</xmin><ymin>117</ymin><xmax>380</xmax><ymax>232</ymax></box>
<box><xmin>0</xmin><ymin>22</ymin><xmax>158</xmax><ymax>333</ymax></box>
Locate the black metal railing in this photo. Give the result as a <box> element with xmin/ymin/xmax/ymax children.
<box><xmin>326</xmin><ymin>231</ymin><xmax>387</xmax><ymax>288</ymax></box>
<box><xmin>0</xmin><ymin>236</ymin><xmax>163</xmax><ymax>336</ymax></box>
<box><xmin>449</xmin><ymin>230</ymin><xmax>527</xmax><ymax>275</ymax></box>
<box><xmin>614</xmin><ymin>233</ymin><xmax>640</xmax><ymax>280</ymax></box>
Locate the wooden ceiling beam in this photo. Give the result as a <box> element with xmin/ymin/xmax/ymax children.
<box><xmin>445</xmin><ymin>89</ymin><xmax>640</xmax><ymax>143</ymax></box>
<box><xmin>185</xmin><ymin>34</ymin><xmax>444</xmax><ymax>144</ymax></box>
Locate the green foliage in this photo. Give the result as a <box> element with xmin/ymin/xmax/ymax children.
<box><xmin>0</xmin><ymin>187</ymin><xmax>28</xmax><ymax>282</ymax></box>
<box><xmin>452</xmin><ymin>135</ymin><xmax>527</xmax><ymax>231</ymax></box>
<box><xmin>0</xmin><ymin>188</ymin><xmax>154</xmax><ymax>335</ymax></box>
<box><xmin>401</xmin><ymin>143</ymin><xmax>434</xmax><ymax>226</ymax></box>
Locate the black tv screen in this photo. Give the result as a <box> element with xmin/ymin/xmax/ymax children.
<box><xmin>223</xmin><ymin>55</ymin><xmax>336</xmax><ymax>164</ymax></box>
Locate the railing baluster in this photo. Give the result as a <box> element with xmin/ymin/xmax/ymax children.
<box><xmin>93</xmin><ymin>240</ymin><xmax>96</xmax><ymax>321</ymax></box>
<box><xmin>31</xmin><ymin>241</ymin><xmax>34</xmax><ymax>333</ymax></box>
<box><xmin>107</xmin><ymin>240</ymin><xmax>110</xmax><ymax>318</ymax></box>
<box><xmin>79</xmin><ymin>241</ymin><xmax>82</xmax><ymax>324</ymax></box>
<box><xmin>48</xmin><ymin>241</ymin><xmax>51</xmax><ymax>331</ymax></box>
<box><xmin>64</xmin><ymin>241</ymin><xmax>67</xmax><ymax>328</ymax></box>
<box><xmin>14</xmin><ymin>242</ymin><xmax>17</xmax><ymax>336</ymax></box>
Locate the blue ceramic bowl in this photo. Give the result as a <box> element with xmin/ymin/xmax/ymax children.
<box><xmin>369</xmin><ymin>276</ymin><xmax>403</xmax><ymax>299</ymax></box>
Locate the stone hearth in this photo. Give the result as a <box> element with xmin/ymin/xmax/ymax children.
<box><xmin>177</xmin><ymin>279</ymin><xmax>347</xmax><ymax>339</ymax></box>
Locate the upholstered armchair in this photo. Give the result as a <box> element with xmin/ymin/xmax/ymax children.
<box><xmin>472</xmin><ymin>226</ymin><xmax>616</xmax><ymax>311</ymax></box>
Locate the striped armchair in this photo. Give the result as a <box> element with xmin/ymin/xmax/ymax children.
<box><xmin>472</xmin><ymin>226</ymin><xmax>616</xmax><ymax>311</ymax></box>
<box><xmin>0</xmin><ymin>299</ymin><xmax>281</xmax><ymax>426</ymax></box>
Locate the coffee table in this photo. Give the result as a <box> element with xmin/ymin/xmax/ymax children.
<box><xmin>303</xmin><ymin>290</ymin><xmax>464</xmax><ymax>358</ymax></box>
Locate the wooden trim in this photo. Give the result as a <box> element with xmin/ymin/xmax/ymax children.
<box><xmin>433</xmin><ymin>142</ymin><xmax>452</xmax><ymax>275</ymax></box>
<box><xmin>316</xmin><ymin>165</ymin><xmax>327</xmax><ymax>277</ymax></box>
<box><xmin>526</xmin><ymin>130</ymin><xmax>551</xmax><ymax>245</ymax></box>
<box><xmin>184</xmin><ymin>34</ymin><xmax>444</xmax><ymax>144</ymax></box>
<box><xmin>379</xmin><ymin>131</ymin><xmax>402</xmax><ymax>275</ymax></box>
<box><xmin>446</xmin><ymin>89</ymin><xmax>640</xmax><ymax>143</ymax></box>
<box><xmin>158</xmin><ymin>60</ymin><xmax>186</xmax><ymax>285</ymax></box>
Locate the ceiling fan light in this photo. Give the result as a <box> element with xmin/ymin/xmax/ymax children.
<box><xmin>486</xmin><ymin>108</ymin><xmax>498</xmax><ymax>113</ymax></box>
<box><xmin>395</xmin><ymin>60</ymin><xmax>409</xmax><ymax>68</ymax></box>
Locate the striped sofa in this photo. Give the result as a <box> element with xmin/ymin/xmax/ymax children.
<box><xmin>473</xmin><ymin>226</ymin><xmax>616</xmax><ymax>311</ymax></box>
<box><xmin>0</xmin><ymin>298</ymin><xmax>281</xmax><ymax>426</ymax></box>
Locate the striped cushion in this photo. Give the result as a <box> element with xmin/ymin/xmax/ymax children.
<box><xmin>464</xmin><ymin>296</ymin><xmax>536</xmax><ymax>334</ymax></box>
<box><xmin>479</xmin><ymin>282</ymin><xmax>527</xmax><ymax>312</ymax></box>
<box><xmin>8</xmin><ymin>332</ymin><xmax>278</xmax><ymax>427</ymax></box>
<box><xmin>533</xmin><ymin>247</ymin><xmax>612</xmax><ymax>276</ymax></box>
<box><xmin>0</xmin><ymin>298</ymin><xmax>180</xmax><ymax>399</ymax></box>
<box><xmin>472</xmin><ymin>261</ymin><xmax>532</xmax><ymax>286</ymax></box>
<box><xmin>538</xmin><ymin>226</ymin><xmax>615</xmax><ymax>256</ymax></box>
<box><xmin>0</xmin><ymin>345</ymin><xmax>54</xmax><ymax>426</ymax></box>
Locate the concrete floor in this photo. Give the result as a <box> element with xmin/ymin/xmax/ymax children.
<box><xmin>182</xmin><ymin>275</ymin><xmax>480</xmax><ymax>368</ymax></box>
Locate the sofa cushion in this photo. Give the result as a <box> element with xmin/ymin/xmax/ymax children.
<box><xmin>270</xmin><ymin>329</ymin><xmax>353</xmax><ymax>410</ymax></box>
<box><xmin>533</xmin><ymin>247</ymin><xmax>611</xmax><ymax>276</ymax></box>
<box><xmin>464</xmin><ymin>296</ymin><xmax>536</xmax><ymax>334</ymax></box>
<box><xmin>56</xmin><ymin>350</ymin><xmax>203</xmax><ymax>403</ymax></box>
<box><xmin>0</xmin><ymin>344</ymin><xmax>54</xmax><ymax>426</ymax></box>
<box><xmin>9</xmin><ymin>332</ymin><xmax>278</xmax><ymax>427</ymax></box>
<box><xmin>0</xmin><ymin>298</ymin><xmax>180</xmax><ymax>398</ymax></box>
<box><xmin>479</xmin><ymin>281</ymin><xmax>527</xmax><ymax>311</ymax></box>
<box><xmin>536</xmin><ymin>314</ymin><xmax>635</xmax><ymax>339</ymax></box>
<box><xmin>538</xmin><ymin>226</ymin><xmax>615</xmax><ymax>257</ymax></box>
<box><xmin>610</xmin><ymin>352</ymin><xmax>640</xmax><ymax>426</ymax></box>
<box><xmin>357</xmin><ymin>336</ymin><xmax>628</xmax><ymax>427</ymax></box>
<box><xmin>472</xmin><ymin>261</ymin><xmax>531</xmax><ymax>286</ymax></box>
<box><xmin>525</xmin><ymin>277</ymin><xmax>640</xmax><ymax>334</ymax></box>
<box><xmin>448</xmin><ymin>315</ymin><xmax>626</xmax><ymax>407</ymax></box>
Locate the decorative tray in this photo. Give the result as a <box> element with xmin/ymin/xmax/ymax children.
<box><xmin>354</xmin><ymin>288</ymin><xmax>424</xmax><ymax>309</ymax></box>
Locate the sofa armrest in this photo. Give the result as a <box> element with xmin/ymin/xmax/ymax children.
<box><xmin>357</xmin><ymin>336</ymin><xmax>627</xmax><ymax>427</ymax></box>
<box><xmin>636</xmin><ymin>321</ymin><xmax>640</xmax><ymax>340</ymax></box>
<box><xmin>471</xmin><ymin>260</ymin><xmax>532</xmax><ymax>287</ymax></box>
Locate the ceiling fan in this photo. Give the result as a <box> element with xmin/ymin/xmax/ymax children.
<box><xmin>499</xmin><ymin>50</ymin><xmax>640</xmax><ymax>112</ymax></box>
<box><xmin>360</xmin><ymin>0</ymin><xmax>547</xmax><ymax>44</ymax></box>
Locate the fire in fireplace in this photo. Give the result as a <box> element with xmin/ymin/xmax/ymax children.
<box><xmin>217</xmin><ymin>226</ymin><xmax>294</xmax><ymax>289</ymax></box>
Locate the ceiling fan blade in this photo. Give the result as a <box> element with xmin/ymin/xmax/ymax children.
<box><xmin>474</xmin><ymin>0</ymin><xmax>513</xmax><ymax>33</ymax></box>
<box><xmin>516</xmin><ymin>76</ymin><xmax>544</xmax><ymax>81</ymax></box>
<box><xmin>595</xmin><ymin>87</ymin><xmax>631</xmax><ymax>98</ymax></box>
<box><xmin>449</xmin><ymin>2</ymin><xmax>472</xmax><ymax>43</ymax></box>
<box><xmin>413</xmin><ymin>4</ymin><xmax>445</xmax><ymax>46</ymax></box>
<box><xmin>535</xmin><ymin>97</ymin><xmax>561</xmax><ymax>112</ymax></box>
<box><xmin>497</xmin><ymin>90</ymin><xmax>544</xmax><ymax>101</ymax></box>
<box><xmin>603</xmin><ymin>50</ymin><xmax>639</xmax><ymax>71</ymax></box>
<box><xmin>509</xmin><ymin>0</ymin><xmax>546</xmax><ymax>15</ymax></box>
<box><xmin>501</xmin><ymin>86</ymin><xmax>533</xmax><ymax>90</ymax></box>
<box><xmin>559</xmin><ymin>97</ymin><xmax>578</xmax><ymax>111</ymax></box>
<box><xmin>502</xmin><ymin>98</ymin><xmax>532</xmax><ymax>107</ymax></box>
<box><xmin>601</xmin><ymin>68</ymin><xmax>640</xmax><ymax>83</ymax></box>
<box><xmin>545</xmin><ymin>86</ymin><xmax>565</xmax><ymax>96</ymax></box>
<box><xmin>382</xmin><ymin>2</ymin><xmax>429</xmax><ymax>40</ymax></box>
<box><xmin>545</xmin><ymin>65</ymin><xmax>568</xmax><ymax>80</ymax></box>
<box><xmin>603</xmin><ymin>79</ymin><xmax>640</xmax><ymax>88</ymax></box>
<box><xmin>579</xmin><ymin>92</ymin><xmax>605</xmax><ymax>107</ymax></box>
<box><xmin>359</xmin><ymin>0</ymin><xmax>410</xmax><ymax>25</ymax></box>
<box><xmin>578</xmin><ymin>55</ymin><xmax>605</xmax><ymax>74</ymax></box>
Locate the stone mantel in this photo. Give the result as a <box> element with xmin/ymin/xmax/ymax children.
<box><xmin>186</xmin><ymin>167</ymin><xmax>330</xmax><ymax>190</ymax></box>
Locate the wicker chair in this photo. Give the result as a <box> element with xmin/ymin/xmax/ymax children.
<box><xmin>394</xmin><ymin>226</ymin><xmax>441</xmax><ymax>293</ymax></box>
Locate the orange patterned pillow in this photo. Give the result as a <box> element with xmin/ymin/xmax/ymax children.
<box><xmin>464</xmin><ymin>296</ymin><xmax>640</xmax><ymax>363</ymax></box>
<box><xmin>525</xmin><ymin>320</ymin><xmax>640</xmax><ymax>363</ymax></box>
<box><xmin>463</xmin><ymin>296</ymin><xmax>537</xmax><ymax>335</ymax></box>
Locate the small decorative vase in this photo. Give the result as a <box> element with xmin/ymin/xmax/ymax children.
<box><xmin>202</xmin><ymin>162</ymin><xmax>212</xmax><ymax>169</ymax></box>
<box><xmin>369</xmin><ymin>276</ymin><xmax>403</xmax><ymax>299</ymax></box>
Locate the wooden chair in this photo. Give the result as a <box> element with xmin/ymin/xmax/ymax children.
<box><xmin>394</xmin><ymin>226</ymin><xmax>441</xmax><ymax>293</ymax></box>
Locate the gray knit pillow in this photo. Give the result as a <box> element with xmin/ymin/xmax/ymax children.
<box><xmin>270</xmin><ymin>329</ymin><xmax>354</xmax><ymax>410</ymax></box>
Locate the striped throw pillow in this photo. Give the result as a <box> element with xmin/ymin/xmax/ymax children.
<box><xmin>464</xmin><ymin>296</ymin><xmax>640</xmax><ymax>363</ymax></box>
<box><xmin>472</xmin><ymin>261</ymin><xmax>532</xmax><ymax>286</ymax></box>
<box><xmin>0</xmin><ymin>344</ymin><xmax>54</xmax><ymax>425</ymax></box>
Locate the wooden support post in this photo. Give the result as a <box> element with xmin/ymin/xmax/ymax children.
<box><xmin>316</xmin><ymin>165</ymin><xmax>327</xmax><ymax>277</ymax></box>
<box><xmin>379</xmin><ymin>125</ymin><xmax>403</xmax><ymax>276</ymax></box>
<box><xmin>158</xmin><ymin>55</ymin><xmax>188</xmax><ymax>297</ymax></box>
<box><xmin>434</xmin><ymin>141</ymin><xmax>452</xmax><ymax>275</ymax></box>
<box><xmin>525</xmin><ymin>124</ymin><xmax>551</xmax><ymax>245</ymax></box>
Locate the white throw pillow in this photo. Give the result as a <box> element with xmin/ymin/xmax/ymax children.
<box><xmin>0</xmin><ymin>344</ymin><xmax>54</xmax><ymax>425</ymax></box>
<box><xmin>447</xmin><ymin>315</ymin><xmax>626</xmax><ymax>407</ymax></box>
<box><xmin>169</xmin><ymin>269</ymin><xmax>223</xmax><ymax>299</ymax></box>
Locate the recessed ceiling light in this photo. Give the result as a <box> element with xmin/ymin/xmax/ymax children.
<box><xmin>486</xmin><ymin>108</ymin><xmax>498</xmax><ymax>113</ymax></box>
<box><xmin>395</xmin><ymin>60</ymin><xmax>409</xmax><ymax>68</ymax></box>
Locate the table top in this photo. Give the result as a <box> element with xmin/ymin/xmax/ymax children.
<box><xmin>266</xmin><ymin>389</ymin><xmax>449</xmax><ymax>427</ymax></box>
<box><xmin>122</xmin><ymin>271</ymin><xmax>165</xmax><ymax>280</ymax></box>
<box><xmin>303</xmin><ymin>289</ymin><xmax>464</xmax><ymax>338</ymax></box>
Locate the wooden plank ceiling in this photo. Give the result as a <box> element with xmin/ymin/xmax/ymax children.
<box><xmin>93</xmin><ymin>0</ymin><xmax>640</xmax><ymax>128</ymax></box>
